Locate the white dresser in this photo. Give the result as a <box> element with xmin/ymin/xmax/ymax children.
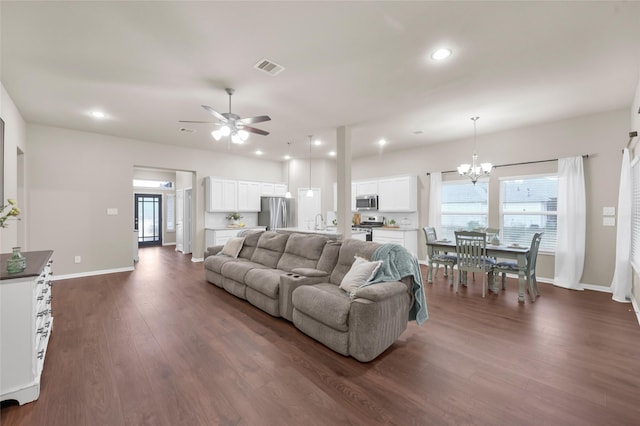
<box><xmin>0</xmin><ymin>250</ymin><xmax>54</xmax><ymax>405</ymax></box>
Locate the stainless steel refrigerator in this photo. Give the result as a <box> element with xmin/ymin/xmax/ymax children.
<box><xmin>258</xmin><ymin>196</ymin><xmax>295</xmax><ymax>230</ymax></box>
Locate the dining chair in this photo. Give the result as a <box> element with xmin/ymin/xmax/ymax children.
<box><xmin>454</xmin><ymin>231</ymin><xmax>496</xmax><ymax>297</ymax></box>
<box><xmin>423</xmin><ymin>227</ymin><xmax>457</xmax><ymax>285</ymax></box>
<box><xmin>494</xmin><ymin>232</ymin><xmax>544</xmax><ymax>298</ymax></box>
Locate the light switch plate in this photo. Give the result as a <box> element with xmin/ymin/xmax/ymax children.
<box><xmin>603</xmin><ymin>217</ymin><xmax>615</xmax><ymax>227</ymax></box>
<box><xmin>106</xmin><ymin>208</ymin><xmax>118</xmax><ymax>216</ymax></box>
<box><xmin>603</xmin><ymin>206</ymin><xmax>615</xmax><ymax>216</ymax></box>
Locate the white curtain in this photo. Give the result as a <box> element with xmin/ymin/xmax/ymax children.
<box><xmin>428</xmin><ymin>172</ymin><xmax>442</xmax><ymax>234</ymax></box>
<box><xmin>611</xmin><ymin>148</ymin><xmax>632</xmax><ymax>302</ymax></box>
<box><xmin>553</xmin><ymin>156</ymin><xmax>586</xmax><ymax>290</ymax></box>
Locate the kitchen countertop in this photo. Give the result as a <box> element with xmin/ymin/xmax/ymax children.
<box><xmin>205</xmin><ymin>226</ymin><xmax>266</xmax><ymax>231</ymax></box>
<box><xmin>275</xmin><ymin>227</ymin><xmax>367</xmax><ymax>237</ymax></box>
<box><xmin>374</xmin><ymin>227</ymin><xmax>419</xmax><ymax>231</ymax></box>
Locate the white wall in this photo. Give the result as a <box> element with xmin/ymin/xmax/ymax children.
<box><xmin>0</xmin><ymin>83</ymin><xmax>27</xmax><ymax>251</ymax></box>
<box><xmin>351</xmin><ymin>108</ymin><xmax>629</xmax><ymax>288</ymax></box>
<box><xmin>26</xmin><ymin>124</ymin><xmax>282</xmax><ymax>275</ymax></box>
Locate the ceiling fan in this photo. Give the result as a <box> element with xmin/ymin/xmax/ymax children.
<box><xmin>179</xmin><ymin>88</ymin><xmax>271</xmax><ymax>144</ymax></box>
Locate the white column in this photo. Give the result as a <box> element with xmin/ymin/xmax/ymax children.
<box><xmin>336</xmin><ymin>126</ymin><xmax>352</xmax><ymax>238</ymax></box>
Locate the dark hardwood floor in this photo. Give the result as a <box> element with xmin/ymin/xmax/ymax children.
<box><xmin>2</xmin><ymin>245</ymin><xmax>640</xmax><ymax>425</ymax></box>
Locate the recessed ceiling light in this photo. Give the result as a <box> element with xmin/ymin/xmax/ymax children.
<box><xmin>328</xmin><ymin>151</ymin><xmax>336</xmax><ymax>156</ymax></box>
<box><xmin>314</xmin><ymin>139</ymin><xmax>322</xmax><ymax>146</ymax></box>
<box><xmin>284</xmin><ymin>154</ymin><xmax>291</xmax><ymax>160</ymax></box>
<box><xmin>255</xmin><ymin>150</ymin><xmax>263</xmax><ymax>155</ymax></box>
<box><xmin>378</xmin><ymin>139</ymin><xmax>387</xmax><ymax>146</ymax></box>
<box><xmin>431</xmin><ymin>48</ymin><xmax>452</xmax><ymax>61</ymax></box>
<box><xmin>90</xmin><ymin>110</ymin><xmax>106</xmax><ymax>119</ymax></box>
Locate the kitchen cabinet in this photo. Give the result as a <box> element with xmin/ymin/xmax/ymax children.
<box><xmin>378</xmin><ymin>175</ymin><xmax>417</xmax><ymax>212</ymax></box>
<box><xmin>372</xmin><ymin>229</ymin><xmax>418</xmax><ymax>257</ymax></box>
<box><xmin>205</xmin><ymin>227</ymin><xmax>266</xmax><ymax>248</ymax></box>
<box><xmin>261</xmin><ymin>182</ymin><xmax>287</xmax><ymax>197</ymax></box>
<box><xmin>1</xmin><ymin>251</ymin><xmax>54</xmax><ymax>405</ymax></box>
<box><xmin>205</xmin><ymin>177</ymin><xmax>238</xmax><ymax>212</ymax></box>
<box><xmin>237</xmin><ymin>180</ymin><xmax>261</xmax><ymax>212</ymax></box>
<box><xmin>274</xmin><ymin>184</ymin><xmax>288</xmax><ymax>196</ymax></box>
<box><xmin>355</xmin><ymin>180</ymin><xmax>378</xmax><ymax>196</ymax></box>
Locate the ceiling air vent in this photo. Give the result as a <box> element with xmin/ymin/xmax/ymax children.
<box><xmin>254</xmin><ymin>58</ymin><xmax>285</xmax><ymax>76</ymax></box>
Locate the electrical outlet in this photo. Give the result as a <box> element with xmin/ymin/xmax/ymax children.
<box><xmin>603</xmin><ymin>206</ymin><xmax>615</xmax><ymax>216</ymax></box>
<box><xmin>74</xmin><ymin>256</ymin><xmax>81</xmax><ymax>264</ymax></box>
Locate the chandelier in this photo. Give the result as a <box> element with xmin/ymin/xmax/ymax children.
<box><xmin>457</xmin><ymin>116</ymin><xmax>492</xmax><ymax>184</ymax></box>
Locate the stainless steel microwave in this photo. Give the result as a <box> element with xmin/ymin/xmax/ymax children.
<box><xmin>356</xmin><ymin>195</ymin><xmax>378</xmax><ymax>211</ymax></box>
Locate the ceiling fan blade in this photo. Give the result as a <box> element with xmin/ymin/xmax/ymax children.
<box><xmin>241</xmin><ymin>125</ymin><xmax>269</xmax><ymax>136</ymax></box>
<box><xmin>178</xmin><ymin>120</ymin><xmax>218</xmax><ymax>124</ymax></box>
<box><xmin>236</xmin><ymin>115</ymin><xmax>271</xmax><ymax>125</ymax></box>
<box><xmin>201</xmin><ymin>105</ymin><xmax>228</xmax><ymax>122</ymax></box>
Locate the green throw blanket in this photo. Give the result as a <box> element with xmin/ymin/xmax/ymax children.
<box><xmin>366</xmin><ymin>243</ymin><xmax>428</xmax><ymax>326</ymax></box>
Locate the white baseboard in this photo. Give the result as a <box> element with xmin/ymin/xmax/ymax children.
<box><xmin>162</xmin><ymin>242</ymin><xmax>176</xmax><ymax>246</ymax></box>
<box><xmin>191</xmin><ymin>257</ymin><xmax>204</xmax><ymax>263</ymax></box>
<box><xmin>53</xmin><ymin>266</ymin><xmax>134</xmax><ymax>281</ymax></box>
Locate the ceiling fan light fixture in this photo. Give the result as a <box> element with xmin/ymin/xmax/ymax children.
<box><xmin>220</xmin><ymin>125</ymin><xmax>231</xmax><ymax>137</ymax></box>
<box><xmin>231</xmin><ymin>132</ymin><xmax>245</xmax><ymax>144</ymax></box>
<box><xmin>211</xmin><ymin>129</ymin><xmax>222</xmax><ymax>141</ymax></box>
<box><xmin>237</xmin><ymin>129</ymin><xmax>249</xmax><ymax>140</ymax></box>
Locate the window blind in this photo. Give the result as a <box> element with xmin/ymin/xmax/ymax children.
<box><xmin>440</xmin><ymin>180</ymin><xmax>489</xmax><ymax>241</ymax></box>
<box><xmin>500</xmin><ymin>175</ymin><xmax>557</xmax><ymax>251</ymax></box>
<box><xmin>631</xmin><ymin>158</ymin><xmax>640</xmax><ymax>272</ymax></box>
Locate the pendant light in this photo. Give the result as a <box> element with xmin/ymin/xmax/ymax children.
<box><xmin>306</xmin><ymin>135</ymin><xmax>314</xmax><ymax>197</ymax></box>
<box><xmin>457</xmin><ymin>116</ymin><xmax>492</xmax><ymax>185</ymax></box>
<box><xmin>284</xmin><ymin>142</ymin><xmax>292</xmax><ymax>198</ymax></box>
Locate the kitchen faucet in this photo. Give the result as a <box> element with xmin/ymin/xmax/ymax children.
<box><xmin>315</xmin><ymin>213</ymin><xmax>325</xmax><ymax>230</ymax></box>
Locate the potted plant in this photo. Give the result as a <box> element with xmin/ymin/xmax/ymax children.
<box><xmin>226</xmin><ymin>212</ymin><xmax>242</xmax><ymax>225</ymax></box>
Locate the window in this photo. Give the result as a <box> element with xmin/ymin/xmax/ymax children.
<box><xmin>133</xmin><ymin>179</ymin><xmax>174</xmax><ymax>189</ymax></box>
<box><xmin>440</xmin><ymin>180</ymin><xmax>489</xmax><ymax>241</ymax></box>
<box><xmin>500</xmin><ymin>175</ymin><xmax>557</xmax><ymax>251</ymax></box>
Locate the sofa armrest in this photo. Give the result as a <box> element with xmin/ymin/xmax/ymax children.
<box><xmin>291</xmin><ymin>267</ymin><xmax>330</xmax><ymax>278</ymax></box>
<box><xmin>352</xmin><ymin>281</ymin><xmax>408</xmax><ymax>302</ymax></box>
<box><xmin>205</xmin><ymin>245</ymin><xmax>223</xmax><ymax>259</ymax></box>
<box><xmin>349</xmin><ymin>282</ymin><xmax>412</xmax><ymax>362</ymax></box>
<box><xmin>279</xmin><ymin>272</ymin><xmax>330</xmax><ymax>321</ymax></box>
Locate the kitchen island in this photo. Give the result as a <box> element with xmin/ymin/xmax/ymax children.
<box><xmin>274</xmin><ymin>227</ymin><xmax>367</xmax><ymax>240</ymax></box>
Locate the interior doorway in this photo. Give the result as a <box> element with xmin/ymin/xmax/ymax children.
<box><xmin>135</xmin><ymin>193</ymin><xmax>162</xmax><ymax>246</ymax></box>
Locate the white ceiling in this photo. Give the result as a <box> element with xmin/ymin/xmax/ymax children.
<box><xmin>2</xmin><ymin>1</ymin><xmax>640</xmax><ymax>162</ymax></box>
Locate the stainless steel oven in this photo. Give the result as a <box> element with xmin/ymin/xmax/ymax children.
<box><xmin>355</xmin><ymin>195</ymin><xmax>378</xmax><ymax>211</ymax></box>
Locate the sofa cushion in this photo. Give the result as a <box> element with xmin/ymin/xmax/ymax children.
<box><xmin>204</xmin><ymin>254</ymin><xmax>245</xmax><ymax>274</ymax></box>
<box><xmin>245</xmin><ymin>268</ymin><xmax>287</xmax><ymax>299</ymax></box>
<box><xmin>330</xmin><ymin>239</ymin><xmax>380</xmax><ymax>286</ymax></box>
<box><xmin>276</xmin><ymin>233</ymin><xmax>328</xmax><ymax>272</ymax></box>
<box><xmin>251</xmin><ymin>232</ymin><xmax>289</xmax><ymax>268</ymax></box>
<box><xmin>237</xmin><ymin>230</ymin><xmax>264</xmax><ymax>260</ymax></box>
<box><xmin>221</xmin><ymin>260</ymin><xmax>269</xmax><ymax>284</ymax></box>
<box><xmin>339</xmin><ymin>256</ymin><xmax>383</xmax><ymax>296</ymax></box>
<box><xmin>292</xmin><ymin>284</ymin><xmax>351</xmax><ymax>332</ymax></box>
<box><xmin>221</xmin><ymin>237</ymin><xmax>245</xmax><ymax>258</ymax></box>
<box><xmin>316</xmin><ymin>240</ymin><xmax>341</xmax><ymax>274</ymax></box>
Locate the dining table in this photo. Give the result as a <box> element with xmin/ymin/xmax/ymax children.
<box><xmin>426</xmin><ymin>239</ymin><xmax>535</xmax><ymax>303</ymax></box>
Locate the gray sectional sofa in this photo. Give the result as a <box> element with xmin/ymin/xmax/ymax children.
<box><xmin>204</xmin><ymin>229</ymin><xmax>424</xmax><ymax>362</ymax></box>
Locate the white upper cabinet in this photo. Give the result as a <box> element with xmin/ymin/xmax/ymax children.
<box><xmin>377</xmin><ymin>175</ymin><xmax>417</xmax><ymax>212</ymax></box>
<box><xmin>206</xmin><ymin>177</ymin><xmax>238</xmax><ymax>212</ymax></box>
<box><xmin>237</xmin><ymin>180</ymin><xmax>261</xmax><ymax>212</ymax></box>
<box><xmin>260</xmin><ymin>182</ymin><xmax>275</xmax><ymax>196</ymax></box>
<box><xmin>274</xmin><ymin>184</ymin><xmax>288</xmax><ymax>197</ymax></box>
<box><xmin>355</xmin><ymin>180</ymin><xmax>378</xmax><ymax>196</ymax></box>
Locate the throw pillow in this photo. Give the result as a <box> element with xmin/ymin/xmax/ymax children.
<box><xmin>339</xmin><ymin>255</ymin><xmax>383</xmax><ymax>296</ymax></box>
<box><xmin>221</xmin><ymin>237</ymin><xmax>245</xmax><ymax>258</ymax></box>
